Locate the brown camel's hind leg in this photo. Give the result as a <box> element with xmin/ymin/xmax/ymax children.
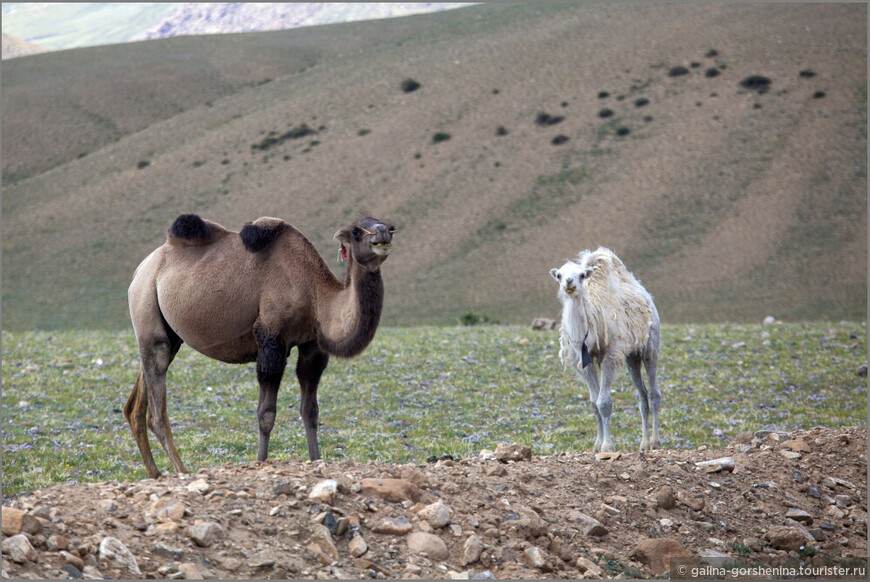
<box><xmin>296</xmin><ymin>341</ymin><xmax>329</xmax><ymax>461</ymax></box>
<box><xmin>124</xmin><ymin>369</ymin><xmax>160</xmax><ymax>479</ymax></box>
<box><xmin>141</xmin><ymin>335</ymin><xmax>186</xmax><ymax>475</ymax></box>
<box><xmin>254</xmin><ymin>328</ymin><xmax>288</xmax><ymax>462</ymax></box>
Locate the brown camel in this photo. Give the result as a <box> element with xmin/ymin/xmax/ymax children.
<box><xmin>125</xmin><ymin>213</ymin><xmax>396</xmax><ymax>478</ymax></box>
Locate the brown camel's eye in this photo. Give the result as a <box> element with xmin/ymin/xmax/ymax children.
<box><xmin>351</xmin><ymin>227</ymin><xmax>362</xmax><ymax>239</ymax></box>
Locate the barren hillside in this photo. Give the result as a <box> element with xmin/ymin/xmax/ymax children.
<box><xmin>1</xmin><ymin>3</ymin><xmax>866</xmax><ymax>330</ymax></box>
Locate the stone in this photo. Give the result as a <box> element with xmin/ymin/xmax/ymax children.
<box><xmin>98</xmin><ymin>536</ymin><xmax>141</xmax><ymax>575</ymax></box>
<box><xmin>595</xmin><ymin>451</ymin><xmax>622</xmax><ymax>461</ymax></box>
<box><xmin>629</xmin><ymin>537</ymin><xmax>690</xmax><ymax>575</ymax></box>
<box><xmin>307</xmin><ymin>542</ymin><xmax>334</xmax><ymax>566</ymax></box>
<box><xmin>522</xmin><ymin>546</ymin><xmax>546</xmax><ymax>569</ymax></box>
<box><xmin>247</xmin><ymin>550</ymin><xmax>277</xmax><ymax>568</ymax></box>
<box><xmin>309</xmin><ymin>479</ymin><xmax>338</xmax><ymax>504</ymax></box>
<box><xmin>576</xmin><ymin>556</ymin><xmax>604</xmax><ymax>577</ymax></box>
<box><xmin>677</xmin><ymin>491</ymin><xmax>706</xmax><ymax>512</ymax></box>
<box><xmin>2</xmin><ymin>534</ymin><xmax>39</xmax><ymax>564</ymax></box>
<box><xmin>462</xmin><ymin>534</ymin><xmax>482</xmax><ymax>566</ymax></box>
<box><xmin>418</xmin><ymin>500</ymin><xmax>452</xmax><ymax>529</ymax></box>
<box><xmin>146</xmin><ymin>497</ymin><xmax>186</xmax><ymax>522</ymax></box>
<box><xmin>47</xmin><ymin>534</ymin><xmax>68</xmax><ymax>551</ymax></box>
<box><xmin>177</xmin><ymin>562</ymin><xmax>204</xmax><ymax>580</ymax></box>
<box><xmin>274</xmin><ymin>481</ymin><xmax>295</xmax><ymax>496</ymax></box>
<box><xmin>310</xmin><ymin>524</ymin><xmax>339</xmax><ymax>560</ymax></box>
<box><xmin>189</xmin><ymin>520</ymin><xmax>227</xmax><ymax>547</ymax></box>
<box><xmin>786</xmin><ymin>508</ymin><xmax>814</xmax><ymax>525</ymax></box>
<box><xmin>781</xmin><ymin>439</ymin><xmax>811</xmax><ymax>453</ymax></box>
<box><xmin>1</xmin><ymin>507</ymin><xmax>41</xmax><ymax>536</ymax></box>
<box><xmin>407</xmin><ymin>531</ymin><xmax>449</xmax><ymax>561</ymax></box>
<box><xmin>60</xmin><ymin>550</ymin><xmax>84</xmax><ymax>571</ymax></box>
<box><xmin>485</xmin><ymin>464</ymin><xmax>507</xmax><ymax>477</ymax></box>
<box><xmin>695</xmin><ymin>457</ymin><xmax>735</xmax><ymax>472</ymax></box>
<box><xmin>360</xmin><ymin>478</ymin><xmax>421</xmax><ymax>503</ymax></box>
<box><xmin>495</xmin><ymin>443</ymin><xmax>532</xmax><ymax>462</ymax></box>
<box><xmin>655</xmin><ymin>486</ymin><xmax>677</xmax><ymax>510</ymax></box>
<box><xmin>61</xmin><ymin>563</ymin><xmax>83</xmax><ymax>579</ymax></box>
<box><xmin>349</xmin><ymin>534</ymin><xmax>368</xmax><ymax>558</ymax></box>
<box><xmin>569</xmin><ymin>510</ymin><xmax>608</xmax><ymax>537</ymax></box>
<box><xmin>152</xmin><ymin>543</ymin><xmax>185</xmax><ymax>561</ymax></box>
<box><xmin>372</xmin><ymin>516</ymin><xmax>413</xmax><ymax>535</ymax></box>
<box><xmin>857</xmin><ymin>363</ymin><xmax>868</xmax><ymax>377</ymax></box>
<box><xmin>807</xmin><ymin>484</ymin><xmax>822</xmax><ymax>499</ymax></box>
<box><xmin>766</xmin><ymin>526</ymin><xmax>810</xmax><ymax>551</ymax></box>
<box><xmin>780</xmin><ymin>450</ymin><xmax>802</xmax><ymax>460</ymax></box>
<box><xmin>699</xmin><ymin>549</ymin><xmax>731</xmax><ymax>564</ymax></box>
<box><xmin>186</xmin><ymin>479</ymin><xmax>211</xmax><ymax>495</ymax></box>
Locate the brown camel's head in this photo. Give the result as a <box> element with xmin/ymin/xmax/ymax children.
<box><xmin>335</xmin><ymin>217</ymin><xmax>396</xmax><ymax>271</ymax></box>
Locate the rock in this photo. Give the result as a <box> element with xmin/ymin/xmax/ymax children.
<box><xmin>699</xmin><ymin>549</ymin><xmax>731</xmax><ymax>564</ymax></box>
<box><xmin>595</xmin><ymin>451</ymin><xmax>622</xmax><ymax>461</ymax></box>
<box><xmin>360</xmin><ymin>478</ymin><xmax>420</xmax><ymax>503</ymax></box>
<box><xmin>309</xmin><ymin>479</ymin><xmax>338</xmax><ymax>504</ymax></box>
<box><xmin>786</xmin><ymin>508</ymin><xmax>814</xmax><ymax>525</ymax></box>
<box><xmin>47</xmin><ymin>534</ymin><xmax>69</xmax><ymax>551</ymax></box>
<box><xmin>822</xmin><ymin>476</ymin><xmax>856</xmax><ymax>490</ymax></box>
<box><xmin>177</xmin><ymin>562</ymin><xmax>204</xmax><ymax>580</ymax></box>
<box><xmin>495</xmin><ymin>443</ymin><xmax>532</xmax><ymax>462</ymax></box>
<box><xmin>372</xmin><ymin>516</ymin><xmax>413</xmax><ymax>535</ymax></box>
<box><xmin>531</xmin><ymin>317</ymin><xmax>557</xmax><ymax>330</ymax></box>
<box><xmin>576</xmin><ymin>556</ymin><xmax>604</xmax><ymax>577</ymax></box>
<box><xmin>274</xmin><ymin>481</ymin><xmax>295</xmax><ymax>496</ymax></box>
<box><xmin>60</xmin><ymin>550</ymin><xmax>84</xmax><ymax>571</ymax></box>
<box><xmin>1</xmin><ymin>507</ymin><xmax>41</xmax><ymax>536</ymax></box>
<box><xmin>826</xmin><ymin>505</ymin><xmax>846</xmax><ymax>519</ymax></box>
<box><xmin>511</xmin><ymin>505</ymin><xmax>548</xmax><ymax>538</ymax></box>
<box><xmin>2</xmin><ymin>534</ymin><xmax>39</xmax><ymax>564</ymax></box>
<box><xmin>763</xmin><ymin>315</ymin><xmax>776</xmax><ymax>325</ymax></box>
<box><xmin>146</xmin><ymin>497</ymin><xmax>185</xmax><ymax>522</ymax></box>
<box><xmin>418</xmin><ymin>500</ymin><xmax>452</xmax><ymax>529</ymax></box>
<box><xmin>407</xmin><ymin>531</ymin><xmax>449</xmax><ymax>561</ymax></box>
<box><xmin>247</xmin><ymin>550</ymin><xmax>277</xmax><ymax>568</ymax></box>
<box><xmin>569</xmin><ymin>510</ymin><xmax>608</xmax><ymax>537</ymax></box>
<box><xmin>310</xmin><ymin>524</ymin><xmax>339</xmax><ymax>560</ymax></box>
<box><xmin>522</xmin><ymin>546</ymin><xmax>546</xmax><ymax>569</ymax></box>
<box><xmin>485</xmin><ymin>464</ymin><xmax>507</xmax><ymax>477</ymax></box>
<box><xmin>462</xmin><ymin>534</ymin><xmax>482</xmax><ymax>566</ymax></box>
<box><xmin>807</xmin><ymin>484</ymin><xmax>822</xmax><ymax>499</ymax></box>
<box><xmin>780</xmin><ymin>450</ymin><xmax>802</xmax><ymax>460</ymax></box>
<box><xmin>349</xmin><ymin>534</ymin><xmax>368</xmax><ymax>558</ymax></box>
<box><xmin>766</xmin><ymin>526</ymin><xmax>810</xmax><ymax>551</ymax></box>
<box><xmin>60</xmin><ymin>563</ymin><xmax>83</xmax><ymax>579</ymax></box>
<box><xmin>189</xmin><ymin>521</ymin><xmax>227</xmax><ymax>547</ymax></box>
<box><xmin>655</xmin><ymin>486</ymin><xmax>677</xmax><ymax>510</ymax></box>
<box><xmin>186</xmin><ymin>478</ymin><xmax>211</xmax><ymax>495</ymax></box>
<box><xmin>98</xmin><ymin>536</ymin><xmax>141</xmax><ymax>575</ymax></box>
<box><xmin>695</xmin><ymin>457</ymin><xmax>735</xmax><ymax>473</ymax></box>
<box><xmin>781</xmin><ymin>439</ymin><xmax>811</xmax><ymax>453</ymax></box>
<box><xmin>629</xmin><ymin>537</ymin><xmax>690</xmax><ymax>575</ymax></box>
<box><xmin>677</xmin><ymin>491</ymin><xmax>706</xmax><ymax>512</ymax></box>
<box><xmin>857</xmin><ymin>363</ymin><xmax>868</xmax><ymax>377</ymax></box>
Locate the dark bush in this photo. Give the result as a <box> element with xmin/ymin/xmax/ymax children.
<box><xmin>496</xmin><ymin>126</ymin><xmax>509</xmax><ymax>136</ymax></box>
<box><xmin>598</xmin><ymin>108</ymin><xmax>614</xmax><ymax>118</ymax></box>
<box><xmin>221</xmin><ymin>159</ymin><xmax>230</xmax><ymax>165</ymax></box>
<box><xmin>535</xmin><ymin>112</ymin><xmax>565</xmax><ymax>126</ymax></box>
<box><xmin>401</xmin><ymin>78</ymin><xmax>421</xmax><ymax>93</ymax></box>
<box><xmin>551</xmin><ymin>135</ymin><xmax>569</xmax><ymax>145</ymax></box>
<box><xmin>358</xmin><ymin>129</ymin><xmax>371</xmax><ymax>136</ymax></box>
<box><xmin>799</xmin><ymin>69</ymin><xmax>817</xmax><ymax>78</ymax></box>
<box><xmin>616</xmin><ymin>127</ymin><xmax>630</xmax><ymax>136</ymax></box>
<box><xmin>634</xmin><ymin>97</ymin><xmax>650</xmax><ymax>108</ymax></box>
<box><xmin>705</xmin><ymin>48</ymin><xmax>719</xmax><ymax>58</ymax></box>
<box><xmin>432</xmin><ymin>132</ymin><xmax>451</xmax><ymax>143</ymax></box>
<box><xmin>136</xmin><ymin>160</ymin><xmax>150</xmax><ymax>169</ymax></box>
<box><xmin>459</xmin><ymin>311</ymin><xmax>499</xmax><ymax>326</ymax></box>
<box><xmin>813</xmin><ymin>91</ymin><xmax>826</xmax><ymax>99</ymax></box>
<box><xmin>705</xmin><ymin>68</ymin><xmax>720</xmax><ymax>78</ymax></box>
<box><xmin>690</xmin><ymin>61</ymin><xmax>701</xmax><ymax>68</ymax></box>
<box><xmin>740</xmin><ymin>75</ymin><xmax>772</xmax><ymax>94</ymax></box>
<box><xmin>598</xmin><ymin>91</ymin><xmax>610</xmax><ymax>99</ymax></box>
<box><xmin>668</xmin><ymin>66</ymin><xmax>690</xmax><ymax>77</ymax></box>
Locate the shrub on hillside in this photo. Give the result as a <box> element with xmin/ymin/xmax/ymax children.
<box><xmin>535</xmin><ymin>112</ymin><xmax>565</xmax><ymax>126</ymax></box>
<box><xmin>401</xmin><ymin>78</ymin><xmax>421</xmax><ymax>93</ymax></box>
<box><xmin>432</xmin><ymin>132</ymin><xmax>451</xmax><ymax>143</ymax></box>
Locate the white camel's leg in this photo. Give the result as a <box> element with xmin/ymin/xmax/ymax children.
<box><xmin>296</xmin><ymin>341</ymin><xmax>329</xmax><ymax>461</ymax></box>
<box><xmin>578</xmin><ymin>364</ymin><xmax>604</xmax><ymax>452</ymax></box>
<box><xmin>645</xmin><ymin>352</ymin><xmax>662</xmax><ymax>449</ymax></box>
<box><xmin>596</xmin><ymin>355</ymin><xmax>621</xmax><ymax>453</ymax></box>
<box><xmin>254</xmin><ymin>327</ymin><xmax>287</xmax><ymax>462</ymax></box>
<box><xmin>627</xmin><ymin>354</ymin><xmax>651</xmax><ymax>451</ymax></box>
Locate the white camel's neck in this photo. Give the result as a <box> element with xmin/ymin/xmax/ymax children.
<box><xmin>562</xmin><ymin>292</ymin><xmax>590</xmax><ymax>346</ymax></box>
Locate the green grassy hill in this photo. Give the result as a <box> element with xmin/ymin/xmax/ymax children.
<box><xmin>2</xmin><ymin>3</ymin><xmax>866</xmax><ymax>331</ymax></box>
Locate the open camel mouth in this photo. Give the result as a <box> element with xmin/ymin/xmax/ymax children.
<box><xmin>370</xmin><ymin>241</ymin><xmax>392</xmax><ymax>256</ymax></box>
<box><xmin>564</xmin><ymin>285</ymin><xmax>577</xmax><ymax>294</ymax></box>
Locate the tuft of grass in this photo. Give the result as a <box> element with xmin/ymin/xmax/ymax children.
<box><xmin>1</xmin><ymin>321</ymin><xmax>865</xmax><ymax>499</ymax></box>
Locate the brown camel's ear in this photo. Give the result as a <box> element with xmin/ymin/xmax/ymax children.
<box><xmin>334</xmin><ymin>228</ymin><xmax>351</xmax><ymax>244</ymax></box>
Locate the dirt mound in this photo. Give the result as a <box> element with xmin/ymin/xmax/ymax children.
<box><xmin>2</xmin><ymin>426</ymin><xmax>866</xmax><ymax>579</ymax></box>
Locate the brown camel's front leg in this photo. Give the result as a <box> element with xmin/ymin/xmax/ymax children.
<box><xmin>255</xmin><ymin>330</ymin><xmax>288</xmax><ymax>462</ymax></box>
<box><xmin>296</xmin><ymin>341</ymin><xmax>329</xmax><ymax>461</ymax></box>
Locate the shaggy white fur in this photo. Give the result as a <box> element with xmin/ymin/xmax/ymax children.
<box><xmin>550</xmin><ymin>247</ymin><xmax>662</xmax><ymax>452</ymax></box>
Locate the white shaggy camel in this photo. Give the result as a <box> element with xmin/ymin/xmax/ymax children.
<box><xmin>549</xmin><ymin>247</ymin><xmax>661</xmax><ymax>452</ymax></box>
<box><xmin>126</xmin><ymin>213</ymin><xmax>396</xmax><ymax>478</ymax></box>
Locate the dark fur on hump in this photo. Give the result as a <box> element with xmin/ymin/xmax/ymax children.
<box><xmin>169</xmin><ymin>214</ymin><xmax>211</xmax><ymax>240</ymax></box>
<box><xmin>240</xmin><ymin>218</ymin><xmax>287</xmax><ymax>253</ymax></box>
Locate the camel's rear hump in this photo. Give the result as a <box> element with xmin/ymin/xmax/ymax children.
<box><xmin>239</xmin><ymin>217</ymin><xmax>289</xmax><ymax>253</ymax></box>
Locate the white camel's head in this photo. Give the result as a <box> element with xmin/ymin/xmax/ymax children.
<box><xmin>549</xmin><ymin>261</ymin><xmax>593</xmax><ymax>299</ymax></box>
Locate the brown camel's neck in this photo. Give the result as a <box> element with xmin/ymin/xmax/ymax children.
<box><xmin>317</xmin><ymin>260</ymin><xmax>384</xmax><ymax>358</ymax></box>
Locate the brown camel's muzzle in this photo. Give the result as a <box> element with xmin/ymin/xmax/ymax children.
<box><xmin>361</xmin><ymin>225</ymin><xmax>396</xmax><ymax>256</ymax></box>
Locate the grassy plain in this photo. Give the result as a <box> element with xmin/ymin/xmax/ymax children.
<box><xmin>2</xmin><ymin>322</ymin><xmax>866</xmax><ymax>500</ymax></box>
